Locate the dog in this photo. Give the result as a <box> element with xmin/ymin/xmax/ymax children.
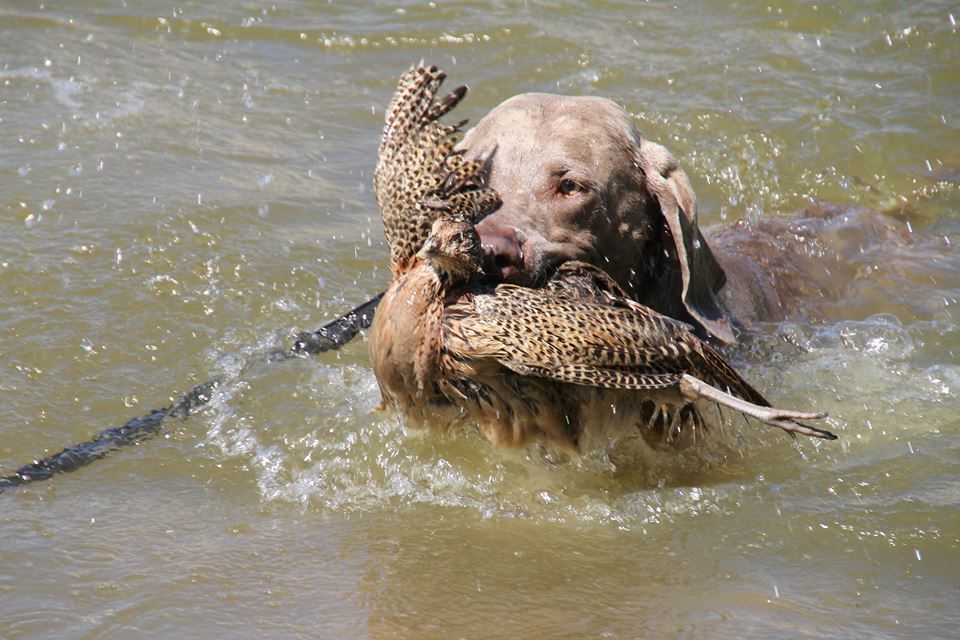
<box><xmin>366</xmin><ymin>68</ymin><xmax>834</xmax><ymax>454</ymax></box>
<box><xmin>458</xmin><ymin>92</ymin><xmax>907</xmax><ymax>343</ymax></box>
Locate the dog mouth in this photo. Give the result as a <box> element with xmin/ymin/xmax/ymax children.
<box><xmin>481</xmin><ymin>248</ymin><xmax>523</xmax><ymax>283</ymax></box>
<box><xmin>478</xmin><ymin>230</ymin><xmax>589</xmax><ymax>290</ymax></box>
<box><xmin>477</xmin><ymin>224</ymin><xmax>531</xmax><ymax>284</ymax></box>
<box><xmin>480</xmin><ymin>247</ymin><xmax>564</xmax><ymax>289</ymax></box>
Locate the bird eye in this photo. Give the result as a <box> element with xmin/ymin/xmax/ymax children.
<box><xmin>558</xmin><ymin>179</ymin><xmax>584</xmax><ymax>196</ymax></box>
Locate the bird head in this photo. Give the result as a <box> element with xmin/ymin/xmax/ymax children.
<box><xmin>417</xmin><ymin>216</ymin><xmax>485</xmax><ymax>282</ymax></box>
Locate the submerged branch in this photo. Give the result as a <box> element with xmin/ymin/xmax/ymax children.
<box><xmin>0</xmin><ymin>293</ymin><xmax>384</xmax><ymax>494</ymax></box>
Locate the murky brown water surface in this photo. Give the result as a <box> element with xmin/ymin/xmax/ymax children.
<box><xmin>1</xmin><ymin>1</ymin><xmax>958</xmax><ymax>638</ymax></box>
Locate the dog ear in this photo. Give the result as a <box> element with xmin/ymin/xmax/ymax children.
<box><xmin>636</xmin><ymin>140</ymin><xmax>735</xmax><ymax>344</ymax></box>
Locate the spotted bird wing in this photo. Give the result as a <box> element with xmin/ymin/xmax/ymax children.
<box><xmin>536</xmin><ymin>261</ymin><xmax>770</xmax><ymax>401</ymax></box>
<box><xmin>444</xmin><ymin>276</ymin><xmax>704</xmax><ymax>390</ymax></box>
<box><xmin>374</xmin><ymin>64</ymin><xmax>501</xmax><ymax>275</ymax></box>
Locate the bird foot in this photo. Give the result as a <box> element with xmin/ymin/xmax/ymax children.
<box><xmin>679</xmin><ymin>374</ymin><xmax>835</xmax><ymax>440</ymax></box>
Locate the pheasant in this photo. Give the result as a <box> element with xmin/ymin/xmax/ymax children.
<box><xmin>368</xmin><ymin>64</ymin><xmax>500</xmax><ymax>427</ymax></box>
<box><xmin>420</xmin><ymin>217</ymin><xmax>836</xmax><ymax>453</ymax></box>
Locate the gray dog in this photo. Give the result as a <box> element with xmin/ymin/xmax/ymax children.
<box><xmin>461</xmin><ymin>93</ymin><xmax>735</xmax><ymax>343</ymax></box>
<box><xmin>458</xmin><ymin>92</ymin><xmax>906</xmax><ymax>344</ymax></box>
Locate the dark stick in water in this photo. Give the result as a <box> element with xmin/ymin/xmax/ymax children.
<box><xmin>0</xmin><ymin>293</ymin><xmax>383</xmax><ymax>494</ymax></box>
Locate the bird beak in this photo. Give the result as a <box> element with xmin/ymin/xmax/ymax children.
<box><xmin>416</xmin><ymin>237</ymin><xmax>439</xmax><ymax>261</ymax></box>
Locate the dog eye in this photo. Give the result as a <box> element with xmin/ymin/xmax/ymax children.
<box><xmin>557</xmin><ymin>179</ymin><xmax>584</xmax><ymax>196</ymax></box>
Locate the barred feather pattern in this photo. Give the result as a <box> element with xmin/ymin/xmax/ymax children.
<box><xmin>374</xmin><ymin>64</ymin><xmax>501</xmax><ymax>277</ymax></box>
<box><xmin>445</xmin><ymin>261</ymin><xmax>770</xmax><ymax>404</ymax></box>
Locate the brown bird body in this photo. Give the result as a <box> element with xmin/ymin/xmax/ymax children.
<box><xmin>369</xmin><ymin>63</ymin><xmax>834</xmax><ymax>456</ymax></box>
<box><xmin>368</xmin><ymin>215</ymin><xmax>485</xmax><ymax>431</ymax></box>
<box><xmin>369</xmin><ymin>63</ymin><xmax>499</xmax><ymax>430</ymax></box>
<box><xmin>416</xmin><ymin>219</ymin><xmax>835</xmax><ymax>453</ymax></box>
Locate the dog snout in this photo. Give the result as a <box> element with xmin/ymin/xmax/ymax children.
<box><xmin>476</xmin><ymin>217</ymin><xmax>524</xmax><ymax>283</ymax></box>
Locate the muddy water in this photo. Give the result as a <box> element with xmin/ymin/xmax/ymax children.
<box><xmin>1</xmin><ymin>1</ymin><xmax>958</xmax><ymax>638</ymax></box>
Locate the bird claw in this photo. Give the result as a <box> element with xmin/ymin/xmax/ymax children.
<box><xmin>679</xmin><ymin>374</ymin><xmax>836</xmax><ymax>440</ymax></box>
<box><xmin>767</xmin><ymin>418</ymin><xmax>837</xmax><ymax>440</ymax></box>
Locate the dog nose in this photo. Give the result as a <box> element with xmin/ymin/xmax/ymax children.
<box><xmin>476</xmin><ymin>217</ymin><xmax>523</xmax><ymax>282</ymax></box>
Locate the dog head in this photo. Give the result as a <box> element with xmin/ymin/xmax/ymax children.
<box><xmin>460</xmin><ymin>93</ymin><xmax>734</xmax><ymax>343</ymax></box>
